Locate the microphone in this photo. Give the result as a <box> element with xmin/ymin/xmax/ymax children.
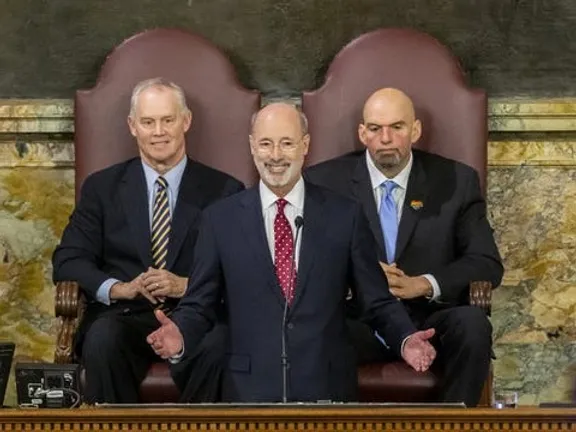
<box><xmin>281</xmin><ymin>215</ymin><xmax>304</xmax><ymax>403</ymax></box>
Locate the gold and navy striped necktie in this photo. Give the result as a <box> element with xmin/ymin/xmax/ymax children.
<box><xmin>151</xmin><ymin>176</ymin><xmax>171</xmax><ymax>269</ymax></box>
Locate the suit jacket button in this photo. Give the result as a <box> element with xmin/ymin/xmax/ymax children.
<box><xmin>287</xmin><ymin>323</ymin><xmax>294</xmax><ymax>330</ymax></box>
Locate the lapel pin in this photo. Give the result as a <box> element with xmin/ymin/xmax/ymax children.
<box><xmin>410</xmin><ymin>200</ymin><xmax>424</xmax><ymax>210</ymax></box>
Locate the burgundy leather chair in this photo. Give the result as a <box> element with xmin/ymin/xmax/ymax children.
<box><xmin>302</xmin><ymin>28</ymin><xmax>493</xmax><ymax>405</ymax></box>
<box><xmin>54</xmin><ymin>28</ymin><xmax>261</xmax><ymax>402</ymax></box>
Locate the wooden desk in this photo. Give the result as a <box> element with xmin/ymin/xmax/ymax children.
<box><xmin>0</xmin><ymin>406</ymin><xmax>574</xmax><ymax>431</ymax></box>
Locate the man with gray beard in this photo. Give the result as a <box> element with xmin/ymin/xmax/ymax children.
<box><xmin>146</xmin><ymin>102</ymin><xmax>436</xmax><ymax>402</ymax></box>
<box><xmin>305</xmin><ymin>88</ymin><xmax>503</xmax><ymax>407</ymax></box>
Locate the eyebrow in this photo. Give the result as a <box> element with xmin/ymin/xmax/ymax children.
<box><xmin>257</xmin><ymin>136</ymin><xmax>296</xmax><ymax>142</ymax></box>
<box><xmin>365</xmin><ymin>121</ymin><xmax>406</xmax><ymax>127</ymax></box>
<box><xmin>140</xmin><ymin>115</ymin><xmax>176</xmax><ymax>120</ymax></box>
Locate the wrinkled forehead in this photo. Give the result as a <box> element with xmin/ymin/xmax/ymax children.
<box><xmin>252</xmin><ymin>112</ymin><xmax>304</xmax><ymax>141</ymax></box>
<box><xmin>363</xmin><ymin>97</ymin><xmax>415</xmax><ymax>125</ymax></box>
<box><xmin>134</xmin><ymin>87</ymin><xmax>183</xmax><ymax>116</ymax></box>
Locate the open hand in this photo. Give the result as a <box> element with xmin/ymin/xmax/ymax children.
<box><xmin>401</xmin><ymin>328</ymin><xmax>436</xmax><ymax>372</ymax></box>
<box><xmin>146</xmin><ymin>309</ymin><xmax>185</xmax><ymax>359</ymax></box>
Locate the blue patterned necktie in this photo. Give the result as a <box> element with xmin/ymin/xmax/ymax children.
<box><xmin>151</xmin><ymin>176</ymin><xmax>171</xmax><ymax>269</ymax></box>
<box><xmin>379</xmin><ymin>180</ymin><xmax>399</xmax><ymax>263</ymax></box>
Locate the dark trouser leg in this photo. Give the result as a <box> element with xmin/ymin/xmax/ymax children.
<box><xmin>170</xmin><ymin>322</ymin><xmax>226</xmax><ymax>402</ymax></box>
<box><xmin>346</xmin><ymin>319</ymin><xmax>399</xmax><ymax>364</ymax></box>
<box><xmin>80</xmin><ymin>311</ymin><xmax>158</xmax><ymax>404</ymax></box>
<box><xmin>423</xmin><ymin>306</ymin><xmax>492</xmax><ymax>407</ymax></box>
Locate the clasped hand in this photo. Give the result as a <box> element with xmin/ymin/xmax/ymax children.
<box><xmin>379</xmin><ymin>262</ymin><xmax>431</xmax><ymax>300</ymax></box>
<box><xmin>110</xmin><ymin>267</ymin><xmax>188</xmax><ymax>303</ymax></box>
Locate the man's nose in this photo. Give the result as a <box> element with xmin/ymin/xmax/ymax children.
<box><xmin>270</xmin><ymin>144</ymin><xmax>282</xmax><ymax>160</ymax></box>
<box><xmin>380</xmin><ymin>126</ymin><xmax>392</xmax><ymax>143</ymax></box>
<box><xmin>153</xmin><ymin>122</ymin><xmax>165</xmax><ymax>135</ymax></box>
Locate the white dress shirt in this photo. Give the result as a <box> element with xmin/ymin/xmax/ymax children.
<box><xmin>365</xmin><ymin>151</ymin><xmax>441</xmax><ymax>301</ymax></box>
<box><xmin>259</xmin><ymin>176</ymin><xmax>305</xmax><ymax>269</ymax></box>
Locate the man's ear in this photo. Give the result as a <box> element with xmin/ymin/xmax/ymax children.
<box><xmin>302</xmin><ymin>134</ymin><xmax>310</xmax><ymax>156</ymax></box>
<box><xmin>358</xmin><ymin>123</ymin><xmax>368</xmax><ymax>148</ymax></box>
<box><xmin>186</xmin><ymin>110</ymin><xmax>194</xmax><ymax>132</ymax></box>
<box><xmin>411</xmin><ymin>119</ymin><xmax>422</xmax><ymax>143</ymax></box>
<box><xmin>127</xmin><ymin>116</ymin><xmax>137</xmax><ymax>137</ymax></box>
<box><xmin>249</xmin><ymin>135</ymin><xmax>256</xmax><ymax>156</ymax></box>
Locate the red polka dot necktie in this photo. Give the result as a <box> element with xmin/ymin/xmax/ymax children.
<box><xmin>274</xmin><ymin>198</ymin><xmax>296</xmax><ymax>303</ymax></box>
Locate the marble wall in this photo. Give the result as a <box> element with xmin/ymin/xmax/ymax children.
<box><xmin>488</xmin><ymin>100</ymin><xmax>576</xmax><ymax>404</ymax></box>
<box><xmin>0</xmin><ymin>99</ymin><xmax>575</xmax><ymax>406</ymax></box>
<box><xmin>0</xmin><ymin>101</ymin><xmax>74</xmax><ymax>406</ymax></box>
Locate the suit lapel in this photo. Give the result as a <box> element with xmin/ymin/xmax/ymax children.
<box><xmin>165</xmin><ymin>159</ymin><xmax>202</xmax><ymax>269</ymax></box>
<box><xmin>395</xmin><ymin>154</ymin><xmax>429</xmax><ymax>261</ymax></box>
<box><xmin>352</xmin><ymin>157</ymin><xmax>387</xmax><ymax>261</ymax></box>
<box><xmin>290</xmin><ymin>182</ymin><xmax>325</xmax><ymax>312</ymax></box>
<box><xmin>119</xmin><ymin>160</ymin><xmax>152</xmax><ymax>267</ymax></box>
<box><xmin>239</xmin><ymin>187</ymin><xmax>286</xmax><ymax>308</ymax></box>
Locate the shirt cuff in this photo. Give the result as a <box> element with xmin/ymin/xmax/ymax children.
<box><xmin>96</xmin><ymin>278</ymin><xmax>120</xmax><ymax>305</ymax></box>
<box><xmin>168</xmin><ymin>344</ymin><xmax>185</xmax><ymax>364</ymax></box>
<box><xmin>422</xmin><ymin>274</ymin><xmax>441</xmax><ymax>301</ymax></box>
<box><xmin>400</xmin><ymin>335</ymin><xmax>411</xmax><ymax>356</ymax></box>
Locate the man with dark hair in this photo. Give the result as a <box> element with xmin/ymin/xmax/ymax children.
<box><xmin>53</xmin><ymin>78</ymin><xmax>244</xmax><ymax>403</ymax></box>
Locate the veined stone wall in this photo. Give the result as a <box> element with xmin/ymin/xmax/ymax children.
<box><xmin>0</xmin><ymin>99</ymin><xmax>575</xmax><ymax>406</ymax></box>
<box><xmin>488</xmin><ymin>99</ymin><xmax>576</xmax><ymax>404</ymax></box>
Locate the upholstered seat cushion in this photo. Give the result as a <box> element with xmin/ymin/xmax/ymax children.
<box><xmin>130</xmin><ymin>361</ymin><xmax>438</xmax><ymax>403</ymax></box>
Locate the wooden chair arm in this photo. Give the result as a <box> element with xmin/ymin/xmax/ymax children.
<box><xmin>469</xmin><ymin>281</ymin><xmax>492</xmax><ymax>316</ymax></box>
<box><xmin>54</xmin><ymin>281</ymin><xmax>85</xmax><ymax>364</ymax></box>
<box><xmin>55</xmin><ymin>281</ymin><xmax>82</xmax><ymax>318</ymax></box>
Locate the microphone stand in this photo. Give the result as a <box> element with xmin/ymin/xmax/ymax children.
<box><xmin>281</xmin><ymin>216</ymin><xmax>304</xmax><ymax>403</ymax></box>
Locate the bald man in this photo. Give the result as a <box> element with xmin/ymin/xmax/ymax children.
<box><xmin>146</xmin><ymin>103</ymin><xmax>437</xmax><ymax>402</ymax></box>
<box><xmin>305</xmin><ymin>88</ymin><xmax>503</xmax><ymax>407</ymax></box>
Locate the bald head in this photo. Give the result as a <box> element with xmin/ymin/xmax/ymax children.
<box><xmin>251</xmin><ymin>103</ymin><xmax>308</xmax><ymax>136</ymax></box>
<box><xmin>359</xmin><ymin>88</ymin><xmax>421</xmax><ymax>178</ymax></box>
<box><xmin>363</xmin><ymin>88</ymin><xmax>416</xmax><ymax>124</ymax></box>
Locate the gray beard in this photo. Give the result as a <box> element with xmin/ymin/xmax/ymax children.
<box><xmin>375</xmin><ymin>153</ymin><xmax>401</xmax><ymax>170</ymax></box>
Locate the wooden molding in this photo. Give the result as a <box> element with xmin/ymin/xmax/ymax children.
<box><xmin>0</xmin><ymin>407</ymin><xmax>573</xmax><ymax>431</ymax></box>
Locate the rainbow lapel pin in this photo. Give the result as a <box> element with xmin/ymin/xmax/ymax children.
<box><xmin>410</xmin><ymin>200</ymin><xmax>424</xmax><ymax>211</ymax></box>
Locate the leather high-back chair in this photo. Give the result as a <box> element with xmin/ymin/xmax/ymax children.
<box><xmin>55</xmin><ymin>28</ymin><xmax>260</xmax><ymax>402</ymax></box>
<box><xmin>302</xmin><ymin>28</ymin><xmax>492</xmax><ymax>405</ymax></box>
<box><xmin>302</xmin><ymin>27</ymin><xmax>487</xmax><ymax>192</ymax></box>
<box><xmin>75</xmin><ymin>28</ymin><xmax>260</xmax><ymax>190</ymax></box>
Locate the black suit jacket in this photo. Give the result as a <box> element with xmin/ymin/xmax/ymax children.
<box><xmin>305</xmin><ymin>150</ymin><xmax>503</xmax><ymax>324</ymax></box>
<box><xmin>52</xmin><ymin>157</ymin><xmax>244</xmax><ymax>340</ymax></box>
<box><xmin>172</xmin><ymin>181</ymin><xmax>416</xmax><ymax>402</ymax></box>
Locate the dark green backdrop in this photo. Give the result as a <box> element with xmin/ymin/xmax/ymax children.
<box><xmin>1</xmin><ymin>0</ymin><xmax>574</xmax><ymax>98</ymax></box>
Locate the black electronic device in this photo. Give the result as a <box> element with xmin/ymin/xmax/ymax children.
<box><xmin>15</xmin><ymin>362</ymin><xmax>80</xmax><ymax>408</ymax></box>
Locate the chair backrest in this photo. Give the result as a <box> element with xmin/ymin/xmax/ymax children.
<box><xmin>302</xmin><ymin>28</ymin><xmax>487</xmax><ymax>192</ymax></box>
<box><xmin>74</xmin><ymin>28</ymin><xmax>261</xmax><ymax>195</ymax></box>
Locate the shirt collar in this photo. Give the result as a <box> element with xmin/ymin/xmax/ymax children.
<box><xmin>365</xmin><ymin>150</ymin><xmax>413</xmax><ymax>190</ymax></box>
<box><xmin>142</xmin><ymin>156</ymin><xmax>188</xmax><ymax>195</ymax></box>
<box><xmin>259</xmin><ymin>176</ymin><xmax>305</xmax><ymax>211</ymax></box>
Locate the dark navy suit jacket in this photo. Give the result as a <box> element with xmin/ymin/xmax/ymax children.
<box><xmin>52</xmin><ymin>157</ymin><xmax>244</xmax><ymax>347</ymax></box>
<box><xmin>172</xmin><ymin>181</ymin><xmax>416</xmax><ymax>402</ymax></box>
<box><xmin>305</xmin><ymin>150</ymin><xmax>503</xmax><ymax>325</ymax></box>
